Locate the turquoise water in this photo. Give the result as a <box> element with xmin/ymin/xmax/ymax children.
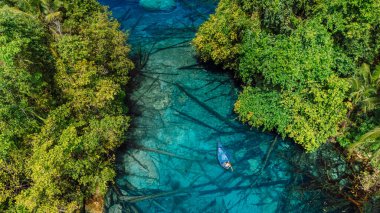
<box><xmin>99</xmin><ymin>0</ymin><xmax>351</xmax><ymax>212</ymax></box>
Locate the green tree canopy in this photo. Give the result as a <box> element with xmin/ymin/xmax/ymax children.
<box><xmin>194</xmin><ymin>0</ymin><xmax>380</xmax><ymax>151</ymax></box>
<box><xmin>0</xmin><ymin>6</ymin><xmax>52</xmax><ymax>159</ymax></box>
<box><xmin>0</xmin><ymin>6</ymin><xmax>54</xmax><ymax>210</ymax></box>
<box><xmin>0</xmin><ymin>1</ymin><xmax>133</xmax><ymax>211</ymax></box>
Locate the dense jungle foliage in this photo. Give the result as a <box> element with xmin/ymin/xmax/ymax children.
<box><xmin>194</xmin><ymin>0</ymin><xmax>380</xmax><ymax>206</ymax></box>
<box><xmin>0</xmin><ymin>0</ymin><xmax>133</xmax><ymax>211</ymax></box>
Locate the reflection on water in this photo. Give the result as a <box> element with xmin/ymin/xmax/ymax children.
<box><xmin>99</xmin><ymin>0</ymin><xmax>350</xmax><ymax>212</ymax></box>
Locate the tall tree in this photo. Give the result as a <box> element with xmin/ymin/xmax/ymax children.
<box><xmin>194</xmin><ymin>0</ymin><xmax>380</xmax><ymax>151</ymax></box>
<box><xmin>0</xmin><ymin>0</ymin><xmax>134</xmax><ymax>211</ymax></box>
<box><xmin>0</xmin><ymin>6</ymin><xmax>53</xmax><ymax>210</ymax></box>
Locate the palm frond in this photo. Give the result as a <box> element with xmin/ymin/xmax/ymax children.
<box><xmin>45</xmin><ymin>11</ymin><xmax>61</xmax><ymax>23</ymax></box>
<box><xmin>359</xmin><ymin>63</ymin><xmax>371</xmax><ymax>86</ymax></box>
<box><xmin>349</xmin><ymin>127</ymin><xmax>380</xmax><ymax>167</ymax></box>
<box><xmin>349</xmin><ymin>127</ymin><xmax>380</xmax><ymax>152</ymax></box>
<box><xmin>372</xmin><ymin>65</ymin><xmax>380</xmax><ymax>86</ymax></box>
<box><xmin>362</xmin><ymin>97</ymin><xmax>380</xmax><ymax>113</ymax></box>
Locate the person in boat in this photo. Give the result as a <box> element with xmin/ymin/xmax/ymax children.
<box><xmin>223</xmin><ymin>162</ymin><xmax>232</xmax><ymax>169</ymax></box>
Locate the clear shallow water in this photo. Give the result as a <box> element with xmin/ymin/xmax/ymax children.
<box><xmin>99</xmin><ymin>0</ymin><xmax>340</xmax><ymax>212</ymax></box>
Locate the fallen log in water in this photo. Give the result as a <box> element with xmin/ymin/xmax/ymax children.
<box><xmin>151</xmin><ymin>40</ymin><xmax>192</xmax><ymax>54</ymax></box>
<box><xmin>114</xmin><ymin>181</ymin><xmax>168</xmax><ymax>211</ymax></box>
<box><xmin>119</xmin><ymin>189</ymin><xmax>189</xmax><ymax>202</ymax></box>
<box><xmin>248</xmin><ymin>136</ymin><xmax>278</xmax><ymax>187</ymax></box>
<box><xmin>130</xmin><ymin>75</ymin><xmax>160</xmax><ymax>109</ymax></box>
<box><xmin>138</xmin><ymin>146</ymin><xmax>195</xmax><ymax>161</ymax></box>
<box><xmin>172</xmin><ymin>108</ymin><xmax>224</xmax><ymax>133</ymax></box>
<box><xmin>126</xmin><ymin>152</ymin><xmax>149</xmax><ymax>171</ymax></box>
<box><xmin>140</xmin><ymin>71</ymin><xmax>179</xmax><ymax>75</ymax></box>
<box><xmin>175</xmin><ymin>83</ymin><xmax>242</xmax><ymax>130</ymax></box>
<box><xmin>261</xmin><ymin>136</ymin><xmax>278</xmax><ymax>172</ymax></box>
<box><xmin>177</xmin><ymin>63</ymin><xmax>204</xmax><ymax>70</ymax></box>
<box><xmin>204</xmin><ymin>79</ymin><xmax>230</xmax><ymax>95</ymax></box>
<box><xmin>129</xmin><ymin>15</ymin><xmax>143</xmax><ymax>33</ymax></box>
<box><xmin>118</xmin><ymin>179</ymin><xmax>289</xmax><ymax>203</ymax></box>
<box><xmin>198</xmin><ymin>180</ymin><xmax>288</xmax><ymax>196</ymax></box>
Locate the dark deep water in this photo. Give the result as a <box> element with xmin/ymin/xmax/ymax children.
<box><xmin>98</xmin><ymin>0</ymin><xmax>351</xmax><ymax>212</ymax></box>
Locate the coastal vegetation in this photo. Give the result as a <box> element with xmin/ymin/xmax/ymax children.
<box><xmin>194</xmin><ymin>0</ymin><xmax>380</xmax><ymax>208</ymax></box>
<box><xmin>0</xmin><ymin>0</ymin><xmax>133</xmax><ymax>211</ymax></box>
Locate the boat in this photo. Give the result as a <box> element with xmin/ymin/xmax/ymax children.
<box><xmin>217</xmin><ymin>142</ymin><xmax>233</xmax><ymax>171</ymax></box>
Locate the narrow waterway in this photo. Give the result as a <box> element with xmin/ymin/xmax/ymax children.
<box><xmin>99</xmin><ymin>0</ymin><xmax>345</xmax><ymax>212</ymax></box>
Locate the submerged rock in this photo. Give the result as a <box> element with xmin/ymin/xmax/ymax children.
<box><xmin>139</xmin><ymin>0</ymin><xmax>176</xmax><ymax>11</ymax></box>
